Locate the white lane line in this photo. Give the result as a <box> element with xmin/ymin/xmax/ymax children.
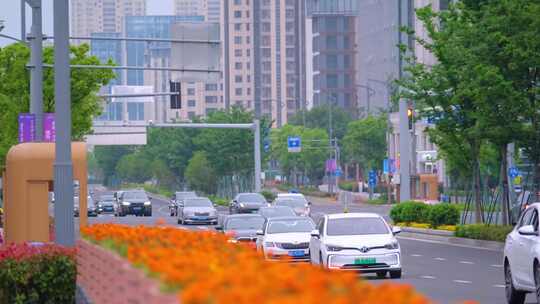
<box><xmin>397</xmin><ymin>236</ymin><xmax>502</xmax><ymax>252</ymax></box>
<box><xmin>434</xmin><ymin>257</ymin><xmax>447</xmax><ymax>261</ymax></box>
<box><xmin>420</xmin><ymin>275</ymin><xmax>437</xmax><ymax>279</ymax></box>
<box><xmin>453</xmin><ymin>280</ymin><xmax>472</xmax><ymax>284</ymax></box>
<box><xmin>411</xmin><ymin>254</ymin><xmax>423</xmax><ymax>257</ymax></box>
<box><xmin>197</xmin><ymin>226</ymin><xmax>209</xmax><ymax>230</ymax></box>
<box><xmin>158</xmin><ymin>205</ymin><xmax>170</xmax><ymax>216</ymax></box>
<box><xmin>491</xmin><ymin>264</ymin><xmax>503</xmax><ymax>268</ymax></box>
<box><xmin>459</xmin><ymin>261</ymin><xmax>474</xmax><ymax>265</ymax></box>
<box><xmin>493</xmin><ymin>284</ymin><xmax>505</xmax><ymax>288</ymax></box>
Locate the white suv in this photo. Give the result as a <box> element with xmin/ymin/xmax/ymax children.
<box><xmin>504</xmin><ymin>203</ymin><xmax>540</xmax><ymax>304</ymax></box>
<box><xmin>309</xmin><ymin>213</ymin><xmax>402</xmax><ymax>279</ymax></box>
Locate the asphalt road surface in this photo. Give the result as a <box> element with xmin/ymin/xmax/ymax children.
<box><xmin>83</xmin><ymin>192</ymin><xmax>528</xmax><ymax>304</ymax></box>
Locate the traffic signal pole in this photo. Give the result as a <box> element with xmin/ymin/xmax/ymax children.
<box><xmin>27</xmin><ymin>0</ymin><xmax>44</xmax><ymax>141</ymax></box>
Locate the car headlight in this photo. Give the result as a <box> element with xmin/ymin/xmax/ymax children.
<box><xmin>384</xmin><ymin>241</ymin><xmax>399</xmax><ymax>250</ymax></box>
<box><xmin>144</xmin><ymin>201</ymin><xmax>151</xmax><ymax>206</ymax></box>
<box><xmin>264</xmin><ymin>242</ymin><xmax>276</xmax><ymax>248</ymax></box>
<box><xmin>239</xmin><ymin>203</ymin><xmax>245</xmax><ymax>208</ymax></box>
<box><xmin>326</xmin><ymin>244</ymin><xmax>344</xmax><ymax>252</ymax></box>
<box><xmin>228</xmin><ymin>239</ymin><xmax>238</xmax><ymax>243</ymax></box>
<box><xmin>122</xmin><ymin>201</ymin><xmax>131</xmax><ymax>206</ymax></box>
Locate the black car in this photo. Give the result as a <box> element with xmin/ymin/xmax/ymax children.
<box><xmin>115</xmin><ymin>190</ymin><xmax>152</xmax><ymax>217</ymax></box>
<box><xmin>229</xmin><ymin>193</ymin><xmax>268</xmax><ymax>214</ymax></box>
<box><xmin>169</xmin><ymin>191</ymin><xmax>197</xmax><ymax>216</ymax></box>
<box><xmin>97</xmin><ymin>194</ymin><xmax>116</xmax><ymax>214</ymax></box>
<box><xmin>216</xmin><ymin>214</ymin><xmax>265</xmax><ymax>243</ymax></box>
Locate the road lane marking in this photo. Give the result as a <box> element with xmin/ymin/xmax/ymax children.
<box><xmin>493</xmin><ymin>284</ymin><xmax>505</xmax><ymax>288</ymax></box>
<box><xmin>459</xmin><ymin>261</ymin><xmax>474</xmax><ymax>265</ymax></box>
<box><xmin>397</xmin><ymin>236</ymin><xmax>502</xmax><ymax>252</ymax></box>
<box><xmin>453</xmin><ymin>280</ymin><xmax>472</xmax><ymax>284</ymax></box>
<box><xmin>434</xmin><ymin>257</ymin><xmax>447</xmax><ymax>261</ymax></box>
<box><xmin>490</xmin><ymin>264</ymin><xmax>503</xmax><ymax>268</ymax></box>
<box><xmin>420</xmin><ymin>275</ymin><xmax>436</xmax><ymax>279</ymax></box>
<box><xmin>158</xmin><ymin>206</ymin><xmax>170</xmax><ymax>216</ymax></box>
<box><xmin>411</xmin><ymin>254</ymin><xmax>423</xmax><ymax>257</ymax></box>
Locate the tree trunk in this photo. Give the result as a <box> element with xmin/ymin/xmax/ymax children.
<box><xmin>356</xmin><ymin>163</ymin><xmax>360</xmax><ymax>181</ymax></box>
<box><xmin>500</xmin><ymin>144</ymin><xmax>509</xmax><ymax>226</ymax></box>
<box><xmin>345</xmin><ymin>164</ymin><xmax>349</xmax><ymax>181</ymax></box>
<box><xmin>472</xmin><ymin>145</ymin><xmax>483</xmax><ymax>224</ymax></box>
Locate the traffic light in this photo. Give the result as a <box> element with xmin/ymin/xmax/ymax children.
<box><xmin>170</xmin><ymin>81</ymin><xmax>181</xmax><ymax>109</ymax></box>
<box><xmin>407</xmin><ymin>108</ymin><xmax>413</xmax><ymax>130</ymax></box>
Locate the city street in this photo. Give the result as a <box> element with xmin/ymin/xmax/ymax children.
<box><xmin>83</xmin><ymin>192</ymin><xmax>524</xmax><ymax>304</ymax></box>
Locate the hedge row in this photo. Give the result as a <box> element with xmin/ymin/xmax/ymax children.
<box><xmin>0</xmin><ymin>243</ymin><xmax>76</xmax><ymax>304</ymax></box>
<box><xmin>390</xmin><ymin>201</ymin><xmax>460</xmax><ymax>228</ymax></box>
<box><xmin>455</xmin><ymin>224</ymin><xmax>513</xmax><ymax>242</ymax></box>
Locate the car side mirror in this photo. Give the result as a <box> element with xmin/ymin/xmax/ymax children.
<box><xmin>518</xmin><ymin>225</ymin><xmax>537</xmax><ymax>236</ymax></box>
<box><xmin>311</xmin><ymin>230</ymin><xmax>320</xmax><ymax>238</ymax></box>
<box><xmin>233</xmin><ymin>200</ymin><xmax>238</xmax><ymax>204</ymax></box>
<box><xmin>256</xmin><ymin>230</ymin><xmax>264</xmax><ymax>236</ymax></box>
<box><xmin>392</xmin><ymin>226</ymin><xmax>402</xmax><ymax>235</ymax></box>
<box><xmin>308</xmin><ymin>201</ymin><xmax>312</xmax><ymax>206</ymax></box>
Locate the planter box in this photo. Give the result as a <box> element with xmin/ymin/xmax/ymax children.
<box><xmin>77</xmin><ymin>240</ymin><xmax>178</xmax><ymax>304</ymax></box>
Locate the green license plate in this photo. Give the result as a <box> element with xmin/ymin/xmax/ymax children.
<box><xmin>354</xmin><ymin>257</ymin><xmax>376</xmax><ymax>265</ymax></box>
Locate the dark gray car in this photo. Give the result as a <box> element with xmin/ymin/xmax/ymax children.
<box><xmin>217</xmin><ymin>214</ymin><xmax>265</xmax><ymax>243</ymax></box>
<box><xmin>229</xmin><ymin>193</ymin><xmax>268</xmax><ymax>214</ymax></box>
<box><xmin>169</xmin><ymin>191</ymin><xmax>198</xmax><ymax>216</ymax></box>
<box><xmin>116</xmin><ymin>190</ymin><xmax>152</xmax><ymax>217</ymax></box>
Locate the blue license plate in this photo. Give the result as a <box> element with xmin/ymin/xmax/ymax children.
<box><xmin>133</xmin><ymin>207</ymin><xmax>142</xmax><ymax>211</ymax></box>
<box><xmin>195</xmin><ymin>216</ymin><xmax>208</xmax><ymax>220</ymax></box>
<box><xmin>288</xmin><ymin>250</ymin><xmax>305</xmax><ymax>257</ymax></box>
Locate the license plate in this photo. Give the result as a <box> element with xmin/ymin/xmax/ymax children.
<box><xmin>288</xmin><ymin>250</ymin><xmax>305</xmax><ymax>257</ymax></box>
<box><xmin>133</xmin><ymin>207</ymin><xmax>142</xmax><ymax>211</ymax></box>
<box><xmin>195</xmin><ymin>216</ymin><xmax>208</xmax><ymax>220</ymax></box>
<box><xmin>354</xmin><ymin>257</ymin><xmax>376</xmax><ymax>265</ymax></box>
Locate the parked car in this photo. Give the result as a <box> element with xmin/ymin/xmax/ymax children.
<box><xmin>258</xmin><ymin>206</ymin><xmax>296</xmax><ymax>219</ymax></box>
<box><xmin>274</xmin><ymin>197</ymin><xmax>311</xmax><ymax>216</ymax></box>
<box><xmin>256</xmin><ymin>216</ymin><xmax>315</xmax><ymax>262</ymax></box>
<box><xmin>177</xmin><ymin>197</ymin><xmax>218</xmax><ymax>225</ymax></box>
<box><xmin>229</xmin><ymin>193</ymin><xmax>268</xmax><ymax>214</ymax></box>
<box><xmin>97</xmin><ymin>194</ymin><xmax>116</xmax><ymax>214</ymax></box>
<box><xmin>217</xmin><ymin>214</ymin><xmax>265</xmax><ymax>243</ymax></box>
<box><xmin>115</xmin><ymin>190</ymin><xmax>152</xmax><ymax>217</ymax></box>
<box><xmin>504</xmin><ymin>203</ymin><xmax>540</xmax><ymax>304</ymax></box>
<box><xmin>169</xmin><ymin>191</ymin><xmax>198</xmax><ymax>216</ymax></box>
<box><xmin>309</xmin><ymin>213</ymin><xmax>402</xmax><ymax>278</ymax></box>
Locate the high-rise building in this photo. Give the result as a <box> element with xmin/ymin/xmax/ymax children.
<box><xmin>305</xmin><ymin>0</ymin><xmax>358</xmax><ymax>115</ymax></box>
<box><xmin>174</xmin><ymin>0</ymin><xmax>221</xmax><ymax>22</ymax></box>
<box><xmin>70</xmin><ymin>0</ymin><xmax>146</xmax><ymax>39</ymax></box>
<box><xmin>222</xmin><ymin>0</ymin><xmax>306</xmax><ymax>127</ymax></box>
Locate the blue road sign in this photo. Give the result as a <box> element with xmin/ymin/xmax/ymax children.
<box><xmin>368</xmin><ymin>170</ymin><xmax>377</xmax><ymax>186</ymax></box>
<box><xmin>263</xmin><ymin>138</ymin><xmax>270</xmax><ymax>152</ymax></box>
<box><xmin>509</xmin><ymin>167</ymin><xmax>520</xmax><ymax>178</ymax></box>
<box><xmin>335</xmin><ymin>168</ymin><xmax>342</xmax><ymax>177</ymax></box>
<box><xmin>383</xmin><ymin>159</ymin><xmax>389</xmax><ymax>174</ymax></box>
<box><xmin>287</xmin><ymin>136</ymin><xmax>301</xmax><ymax>153</ymax></box>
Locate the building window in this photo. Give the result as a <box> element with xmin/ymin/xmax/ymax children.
<box><xmin>234</xmin><ymin>0</ymin><xmax>241</xmax><ymax>5</ymax></box>
<box><xmin>235</xmin><ymin>88</ymin><xmax>243</xmax><ymax>96</ymax></box>
<box><xmin>188</xmin><ymin>100</ymin><xmax>196</xmax><ymax>107</ymax></box>
<box><xmin>262</xmin><ymin>36</ymin><xmax>271</xmax><ymax>46</ymax></box>
<box><xmin>344</xmin><ymin>36</ymin><xmax>351</xmax><ymax>49</ymax></box>
<box><xmin>262</xmin><ymin>87</ymin><xmax>271</xmax><ymax>98</ymax></box>
<box><xmin>247</xmin><ymin>75</ymin><xmax>251</xmax><ymax>82</ymax></box>
<box><xmin>187</xmin><ymin>88</ymin><xmax>195</xmax><ymax>95</ymax></box>
<box><xmin>344</xmin><ymin>55</ymin><xmax>351</xmax><ymax>67</ymax></box>
<box><xmin>344</xmin><ymin>74</ymin><xmax>351</xmax><ymax>87</ymax></box>
<box><xmin>327</xmin><ymin>74</ymin><xmax>338</xmax><ymax>88</ymax></box>
<box><xmin>262</xmin><ymin>0</ymin><xmax>270</xmax><ymax>6</ymax></box>
<box><xmin>246</xmin><ymin>49</ymin><xmax>251</xmax><ymax>56</ymax></box>
<box><xmin>326</xmin><ymin>36</ymin><xmax>337</xmax><ymax>49</ymax></box>
<box><xmin>326</xmin><ymin>17</ymin><xmax>338</xmax><ymax>31</ymax></box>
<box><xmin>327</xmin><ymin>54</ymin><xmax>338</xmax><ymax>69</ymax></box>
<box><xmin>287</xmin><ymin>87</ymin><xmax>295</xmax><ymax>98</ymax></box>
<box><xmin>234</xmin><ymin>36</ymin><xmax>242</xmax><ymax>44</ymax></box>
<box><xmin>246</xmin><ymin>36</ymin><xmax>251</xmax><ymax>44</ymax></box>
<box><xmin>262</xmin><ymin>74</ymin><xmax>271</xmax><ymax>83</ymax></box>
<box><xmin>205</xmin><ymin>96</ymin><xmax>218</xmax><ymax>103</ymax></box>
<box><xmin>246</xmin><ymin>23</ymin><xmax>250</xmax><ymax>31</ymax></box>
<box><xmin>262</xmin><ymin>61</ymin><xmax>271</xmax><ymax>71</ymax></box>
<box><xmin>234</xmin><ymin>10</ymin><xmax>242</xmax><ymax>18</ymax></box>
<box><xmin>286</xmin><ymin>9</ymin><xmax>294</xmax><ymax>18</ymax></box>
<box><xmin>262</xmin><ymin>48</ymin><xmax>271</xmax><ymax>58</ymax></box>
<box><xmin>234</xmin><ymin>23</ymin><xmax>242</xmax><ymax>31</ymax></box>
<box><xmin>286</xmin><ymin>48</ymin><xmax>295</xmax><ymax>58</ymax></box>
<box><xmin>287</xmin><ymin>100</ymin><xmax>296</xmax><ymax>110</ymax></box>
<box><xmin>235</xmin><ymin>62</ymin><xmax>243</xmax><ymax>69</ymax></box>
<box><xmin>235</xmin><ymin>49</ymin><xmax>242</xmax><ymax>57</ymax></box>
<box><xmin>235</xmin><ymin>75</ymin><xmax>243</xmax><ymax>83</ymax></box>
<box><xmin>247</xmin><ymin>88</ymin><xmax>251</xmax><ymax>95</ymax></box>
<box><xmin>286</xmin><ymin>22</ymin><xmax>295</xmax><ymax>32</ymax></box>
<box><xmin>262</xmin><ymin>22</ymin><xmax>271</xmax><ymax>32</ymax></box>
<box><xmin>247</xmin><ymin>62</ymin><xmax>251</xmax><ymax>69</ymax></box>
<box><xmin>286</xmin><ymin>61</ymin><xmax>295</xmax><ymax>71</ymax></box>
<box><xmin>286</xmin><ymin>35</ymin><xmax>295</xmax><ymax>45</ymax></box>
<box><xmin>261</xmin><ymin>9</ymin><xmax>270</xmax><ymax>19</ymax></box>
<box><xmin>205</xmin><ymin>83</ymin><xmax>218</xmax><ymax>91</ymax></box>
<box><xmin>127</xmin><ymin>102</ymin><xmax>144</xmax><ymax>120</ymax></box>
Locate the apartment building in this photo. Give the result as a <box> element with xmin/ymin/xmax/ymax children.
<box><xmin>174</xmin><ymin>0</ymin><xmax>221</xmax><ymax>22</ymax></box>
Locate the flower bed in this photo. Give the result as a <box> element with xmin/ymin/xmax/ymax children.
<box><xmin>82</xmin><ymin>224</ymin><xmax>432</xmax><ymax>304</ymax></box>
<box><xmin>0</xmin><ymin>243</ymin><xmax>76</xmax><ymax>304</ymax></box>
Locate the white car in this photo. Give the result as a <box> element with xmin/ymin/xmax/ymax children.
<box><xmin>503</xmin><ymin>203</ymin><xmax>540</xmax><ymax>304</ymax></box>
<box><xmin>274</xmin><ymin>197</ymin><xmax>311</xmax><ymax>217</ymax></box>
<box><xmin>309</xmin><ymin>213</ymin><xmax>402</xmax><ymax>279</ymax></box>
<box><xmin>256</xmin><ymin>216</ymin><xmax>315</xmax><ymax>262</ymax></box>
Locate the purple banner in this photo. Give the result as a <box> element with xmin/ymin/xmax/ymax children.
<box><xmin>18</xmin><ymin>113</ymin><xmax>36</xmax><ymax>143</ymax></box>
<box><xmin>325</xmin><ymin>159</ymin><xmax>337</xmax><ymax>173</ymax></box>
<box><xmin>43</xmin><ymin>113</ymin><xmax>55</xmax><ymax>142</ymax></box>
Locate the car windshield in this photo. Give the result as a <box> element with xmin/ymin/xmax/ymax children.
<box><xmin>225</xmin><ymin>217</ymin><xmax>265</xmax><ymax>230</ymax></box>
<box><xmin>237</xmin><ymin>193</ymin><xmax>266</xmax><ymax>203</ymax></box>
<box><xmin>176</xmin><ymin>192</ymin><xmax>197</xmax><ymax>199</ymax></box>
<box><xmin>185</xmin><ymin>198</ymin><xmax>213</xmax><ymax>207</ymax></box>
<box><xmin>266</xmin><ymin>218</ymin><xmax>314</xmax><ymax>234</ymax></box>
<box><xmin>259</xmin><ymin>207</ymin><xmax>296</xmax><ymax>218</ymax></box>
<box><xmin>327</xmin><ymin>217</ymin><xmax>390</xmax><ymax>236</ymax></box>
<box><xmin>274</xmin><ymin>199</ymin><xmax>306</xmax><ymax>208</ymax></box>
<box><xmin>123</xmin><ymin>192</ymin><xmax>147</xmax><ymax>200</ymax></box>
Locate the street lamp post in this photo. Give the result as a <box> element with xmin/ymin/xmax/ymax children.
<box><xmin>28</xmin><ymin>0</ymin><xmax>44</xmax><ymax>141</ymax></box>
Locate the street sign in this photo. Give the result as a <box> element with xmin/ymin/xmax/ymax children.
<box><xmin>263</xmin><ymin>138</ymin><xmax>270</xmax><ymax>152</ymax></box>
<box><xmin>287</xmin><ymin>136</ymin><xmax>301</xmax><ymax>153</ymax></box>
<box><xmin>43</xmin><ymin>113</ymin><xmax>55</xmax><ymax>142</ymax></box>
<box><xmin>383</xmin><ymin>159</ymin><xmax>389</xmax><ymax>174</ymax></box>
<box><xmin>509</xmin><ymin>167</ymin><xmax>520</xmax><ymax>179</ymax></box>
<box><xmin>389</xmin><ymin>159</ymin><xmax>396</xmax><ymax>174</ymax></box>
<box><xmin>335</xmin><ymin>168</ymin><xmax>342</xmax><ymax>177</ymax></box>
<box><xmin>368</xmin><ymin>170</ymin><xmax>377</xmax><ymax>186</ymax></box>
<box><xmin>325</xmin><ymin>159</ymin><xmax>337</xmax><ymax>172</ymax></box>
<box><xmin>18</xmin><ymin>113</ymin><xmax>36</xmax><ymax>143</ymax></box>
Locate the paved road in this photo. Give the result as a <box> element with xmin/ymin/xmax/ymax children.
<box><xmin>84</xmin><ymin>192</ymin><xmax>526</xmax><ymax>304</ymax></box>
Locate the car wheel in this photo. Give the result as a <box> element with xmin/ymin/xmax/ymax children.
<box><xmin>505</xmin><ymin>262</ymin><xmax>525</xmax><ymax>304</ymax></box>
<box><xmin>376</xmin><ymin>271</ymin><xmax>387</xmax><ymax>279</ymax></box>
<box><xmin>535</xmin><ymin>261</ymin><xmax>540</xmax><ymax>304</ymax></box>
<box><xmin>177</xmin><ymin>218</ymin><xmax>182</xmax><ymax>225</ymax></box>
<box><xmin>389</xmin><ymin>270</ymin><xmax>402</xmax><ymax>279</ymax></box>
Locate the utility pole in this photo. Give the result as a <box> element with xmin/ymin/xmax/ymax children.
<box><xmin>27</xmin><ymin>0</ymin><xmax>44</xmax><ymax>141</ymax></box>
<box><xmin>53</xmin><ymin>0</ymin><xmax>75</xmax><ymax>246</ymax></box>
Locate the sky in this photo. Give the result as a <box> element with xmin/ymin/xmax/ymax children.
<box><xmin>0</xmin><ymin>0</ymin><xmax>174</xmax><ymax>47</ymax></box>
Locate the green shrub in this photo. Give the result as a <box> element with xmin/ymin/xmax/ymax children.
<box><xmin>390</xmin><ymin>201</ymin><xmax>429</xmax><ymax>224</ymax></box>
<box><xmin>0</xmin><ymin>243</ymin><xmax>76</xmax><ymax>304</ymax></box>
<box><xmin>260</xmin><ymin>190</ymin><xmax>276</xmax><ymax>202</ymax></box>
<box><xmin>427</xmin><ymin>203</ymin><xmax>460</xmax><ymax>228</ymax></box>
<box><xmin>455</xmin><ymin>224</ymin><xmax>513</xmax><ymax>242</ymax></box>
<box><xmin>208</xmin><ymin>195</ymin><xmax>229</xmax><ymax>206</ymax></box>
<box><xmin>338</xmin><ymin>181</ymin><xmax>356</xmax><ymax>192</ymax></box>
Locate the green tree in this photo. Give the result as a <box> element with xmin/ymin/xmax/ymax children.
<box><xmin>116</xmin><ymin>152</ymin><xmax>152</xmax><ymax>184</ymax></box>
<box><xmin>94</xmin><ymin>146</ymin><xmax>135</xmax><ymax>186</ymax></box>
<box><xmin>185</xmin><ymin>152</ymin><xmax>217</xmax><ymax>195</ymax></box>
<box><xmin>343</xmin><ymin>115</ymin><xmax>388</xmax><ymax>176</ymax></box>
<box><xmin>289</xmin><ymin>105</ymin><xmax>354</xmax><ymax>141</ymax></box>
<box><xmin>0</xmin><ymin>43</ymin><xmax>115</xmax><ymax>167</ymax></box>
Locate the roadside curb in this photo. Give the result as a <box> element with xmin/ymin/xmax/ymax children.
<box><xmin>399</xmin><ymin>228</ymin><xmax>504</xmax><ymax>251</ymax></box>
